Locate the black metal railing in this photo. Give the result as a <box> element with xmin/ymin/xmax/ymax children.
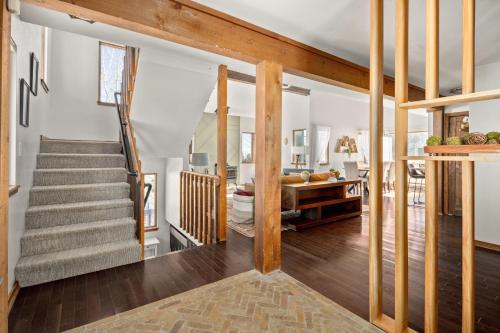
<box><xmin>144</xmin><ymin>182</ymin><xmax>152</xmax><ymax>204</ymax></box>
<box><xmin>114</xmin><ymin>92</ymin><xmax>137</xmax><ymax>176</ymax></box>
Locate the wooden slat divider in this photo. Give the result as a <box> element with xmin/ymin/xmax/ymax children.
<box><xmin>425</xmin><ymin>160</ymin><xmax>439</xmax><ymax>333</ymax></box>
<box><xmin>179</xmin><ymin>171</ymin><xmax>220</xmax><ymax>245</ymax></box>
<box><xmin>462</xmin><ymin>161</ymin><xmax>475</xmax><ymax>333</ymax></box>
<box><xmin>203</xmin><ymin>177</ymin><xmax>208</xmax><ymax>244</ymax></box>
<box><xmin>208</xmin><ymin>178</ymin><xmax>213</xmax><ymax>244</ymax></box>
<box><xmin>424</xmin><ymin>1</ymin><xmax>439</xmax><ymax>332</ymax></box>
<box><xmin>197</xmin><ymin>175</ymin><xmax>202</xmax><ymax>242</ymax></box>
<box><xmin>369</xmin><ymin>0</ymin><xmax>384</xmax><ymax>326</ymax></box>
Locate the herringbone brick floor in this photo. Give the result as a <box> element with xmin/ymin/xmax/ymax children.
<box><xmin>66</xmin><ymin>270</ymin><xmax>382</xmax><ymax>332</ymax></box>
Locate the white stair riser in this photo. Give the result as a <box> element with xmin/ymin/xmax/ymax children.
<box><xmin>29</xmin><ymin>185</ymin><xmax>130</xmax><ymax>206</ymax></box>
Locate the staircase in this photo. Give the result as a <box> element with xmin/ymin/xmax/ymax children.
<box><xmin>15</xmin><ymin>137</ymin><xmax>141</xmax><ymax>287</ymax></box>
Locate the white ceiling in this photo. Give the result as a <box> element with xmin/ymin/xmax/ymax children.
<box><xmin>197</xmin><ymin>0</ymin><xmax>500</xmax><ymax>95</ymax></box>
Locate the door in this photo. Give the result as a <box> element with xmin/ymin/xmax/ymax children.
<box><xmin>444</xmin><ymin>112</ymin><xmax>469</xmax><ymax>216</ymax></box>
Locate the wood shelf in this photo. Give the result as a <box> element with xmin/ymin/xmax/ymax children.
<box><xmin>424</xmin><ymin>144</ymin><xmax>500</xmax><ymax>154</ymax></box>
<box><xmin>285</xmin><ymin>211</ymin><xmax>362</xmax><ymax>231</ymax></box>
<box><xmin>399</xmin><ymin>89</ymin><xmax>500</xmax><ymax>110</ymax></box>
<box><xmin>297</xmin><ymin>196</ymin><xmax>361</xmax><ymax>210</ymax></box>
<box><xmin>399</xmin><ymin>155</ymin><xmax>500</xmax><ymax>162</ymax></box>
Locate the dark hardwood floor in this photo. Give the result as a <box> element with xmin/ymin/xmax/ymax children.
<box><xmin>9</xmin><ymin>197</ymin><xmax>500</xmax><ymax>333</ymax></box>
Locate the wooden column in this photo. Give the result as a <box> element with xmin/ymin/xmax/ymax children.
<box><xmin>369</xmin><ymin>0</ymin><xmax>384</xmax><ymax>324</ymax></box>
<box><xmin>462</xmin><ymin>161</ymin><xmax>475</xmax><ymax>333</ymax></box>
<box><xmin>394</xmin><ymin>0</ymin><xmax>409</xmax><ymax>332</ymax></box>
<box><xmin>217</xmin><ymin>65</ymin><xmax>228</xmax><ymax>241</ymax></box>
<box><xmin>0</xmin><ymin>1</ymin><xmax>10</xmax><ymax>331</ymax></box>
<box><xmin>424</xmin><ymin>1</ymin><xmax>440</xmax><ymax>332</ymax></box>
<box><xmin>425</xmin><ymin>160</ymin><xmax>439</xmax><ymax>333</ymax></box>
<box><xmin>254</xmin><ymin>60</ymin><xmax>282</xmax><ymax>274</ymax></box>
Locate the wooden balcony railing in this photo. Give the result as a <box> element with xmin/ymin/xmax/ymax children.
<box><xmin>180</xmin><ymin>171</ymin><xmax>220</xmax><ymax>245</ymax></box>
<box><xmin>116</xmin><ymin>46</ymin><xmax>145</xmax><ymax>258</ymax></box>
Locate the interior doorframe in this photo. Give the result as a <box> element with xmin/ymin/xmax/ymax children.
<box><xmin>443</xmin><ymin>111</ymin><xmax>469</xmax><ymax>215</ymax></box>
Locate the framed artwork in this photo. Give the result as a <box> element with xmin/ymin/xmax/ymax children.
<box><xmin>29</xmin><ymin>52</ymin><xmax>39</xmax><ymax>96</ymax></box>
<box><xmin>20</xmin><ymin>79</ymin><xmax>30</xmax><ymax>127</ymax></box>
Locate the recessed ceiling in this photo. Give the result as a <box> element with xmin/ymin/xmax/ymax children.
<box><xmin>196</xmin><ymin>0</ymin><xmax>500</xmax><ymax>95</ymax></box>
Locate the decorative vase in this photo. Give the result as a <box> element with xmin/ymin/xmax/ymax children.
<box><xmin>300</xmin><ymin>171</ymin><xmax>310</xmax><ymax>184</ymax></box>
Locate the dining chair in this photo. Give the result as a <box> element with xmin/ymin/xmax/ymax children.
<box><xmin>386</xmin><ymin>162</ymin><xmax>396</xmax><ymax>192</ymax></box>
<box><xmin>408</xmin><ymin>163</ymin><xmax>425</xmax><ymax>204</ymax></box>
<box><xmin>343</xmin><ymin>161</ymin><xmax>366</xmax><ymax>195</ymax></box>
<box><xmin>382</xmin><ymin>161</ymin><xmax>391</xmax><ymax>192</ymax></box>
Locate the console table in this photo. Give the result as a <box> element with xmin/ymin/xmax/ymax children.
<box><xmin>282</xmin><ymin>180</ymin><xmax>362</xmax><ymax>230</ymax></box>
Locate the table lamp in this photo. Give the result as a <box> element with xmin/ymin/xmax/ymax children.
<box><xmin>291</xmin><ymin>146</ymin><xmax>306</xmax><ymax>169</ymax></box>
<box><xmin>191</xmin><ymin>152</ymin><xmax>209</xmax><ymax>174</ymax></box>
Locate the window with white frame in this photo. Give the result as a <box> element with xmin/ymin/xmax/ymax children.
<box><xmin>98</xmin><ymin>41</ymin><xmax>125</xmax><ymax>105</ymax></box>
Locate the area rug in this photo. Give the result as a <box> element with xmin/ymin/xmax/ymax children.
<box><xmin>66</xmin><ymin>270</ymin><xmax>382</xmax><ymax>333</ymax></box>
<box><xmin>226</xmin><ymin>200</ymin><xmax>296</xmax><ymax>238</ymax></box>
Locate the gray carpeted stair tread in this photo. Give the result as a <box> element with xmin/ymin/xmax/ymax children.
<box><xmin>29</xmin><ymin>182</ymin><xmax>130</xmax><ymax>206</ymax></box>
<box><xmin>33</xmin><ymin>168</ymin><xmax>127</xmax><ymax>186</ymax></box>
<box><xmin>40</xmin><ymin>139</ymin><xmax>122</xmax><ymax>154</ymax></box>
<box><xmin>26</xmin><ymin>198</ymin><xmax>134</xmax><ymax>229</ymax></box>
<box><xmin>17</xmin><ymin>136</ymin><xmax>139</xmax><ymax>287</ymax></box>
<box><xmin>15</xmin><ymin>239</ymin><xmax>141</xmax><ymax>287</ymax></box>
<box><xmin>37</xmin><ymin>153</ymin><xmax>125</xmax><ymax>169</ymax></box>
<box><xmin>21</xmin><ymin>218</ymin><xmax>136</xmax><ymax>256</ymax></box>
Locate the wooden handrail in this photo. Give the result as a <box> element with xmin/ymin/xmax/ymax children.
<box><xmin>180</xmin><ymin>171</ymin><xmax>220</xmax><ymax>245</ymax></box>
<box><xmin>118</xmin><ymin>46</ymin><xmax>145</xmax><ymax>258</ymax></box>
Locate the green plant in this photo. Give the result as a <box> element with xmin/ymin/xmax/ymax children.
<box><xmin>426</xmin><ymin>135</ymin><xmax>443</xmax><ymax>146</ymax></box>
<box><xmin>329</xmin><ymin>169</ymin><xmax>340</xmax><ymax>178</ymax></box>
<box><xmin>462</xmin><ymin>133</ymin><xmax>471</xmax><ymax>145</ymax></box>
<box><xmin>486</xmin><ymin>131</ymin><xmax>500</xmax><ymax>140</ymax></box>
<box><xmin>446</xmin><ymin>136</ymin><xmax>462</xmax><ymax>145</ymax></box>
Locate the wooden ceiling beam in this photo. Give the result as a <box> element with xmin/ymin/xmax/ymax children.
<box><xmin>23</xmin><ymin>0</ymin><xmax>425</xmax><ymax>100</ymax></box>
<box><xmin>228</xmin><ymin>70</ymin><xmax>310</xmax><ymax>96</ymax></box>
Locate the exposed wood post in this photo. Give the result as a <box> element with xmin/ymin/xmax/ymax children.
<box><xmin>424</xmin><ymin>2</ymin><xmax>440</xmax><ymax>332</ymax></box>
<box><xmin>254</xmin><ymin>60</ymin><xmax>282</xmax><ymax>274</ymax></box>
<box><xmin>425</xmin><ymin>160</ymin><xmax>439</xmax><ymax>333</ymax></box>
<box><xmin>462</xmin><ymin>161</ymin><xmax>475</xmax><ymax>333</ymax></box>
<box><xmin>369</xmin><ymin>0</ymin><xmax>384</xmax><ymax>324</ymax></box>
<box><xmin>217</xmin><ymin>64</ymin><xmax>228</xmax><ymax>241</ymax></box>
<box><xmin>394</xmin><ymin>0</ymin><xmax>409</xmax><ymax>332</ymax></box>
<box><xmin>0</xmin><ymin>0</ymin><xmax>10</xmax><ymax>331</ymax></box>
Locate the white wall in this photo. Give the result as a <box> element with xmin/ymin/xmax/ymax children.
<box><xmin>8</xmin><ymin>17</ymin><xmax>52</xmax><ymax>293</ymax></box>
<box><xmin>165</xmin><ymin>158</ymin><xmax>183</xmax><ymax>228</ymax></box>
<box><xmin>470</xmin><ymin>61</ymin><xmax>500</xmax><ymax>245</ymax></box>
<box><xmin>282</xmin><ymin>93</ymin><xmax>311</xmax><ymax>169</ymax></box>
<box><xmin>44</xmin><ymin>29</ymin><xmax>119</xmax><ymax>141</ymax></box>
<box><xmin>239</xmin><ymin>116</ymin><xmax>255</xmax><ymax>184</ymax></box>
<box><xmin>131</xmin><ymin>61</ymin><xmax>215</xmax><ymax>159</ymax></box>
<box><xmin>310</xmin><ymin>90</ymin><xmax>428</xmax><ymax>173</ymax></box>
